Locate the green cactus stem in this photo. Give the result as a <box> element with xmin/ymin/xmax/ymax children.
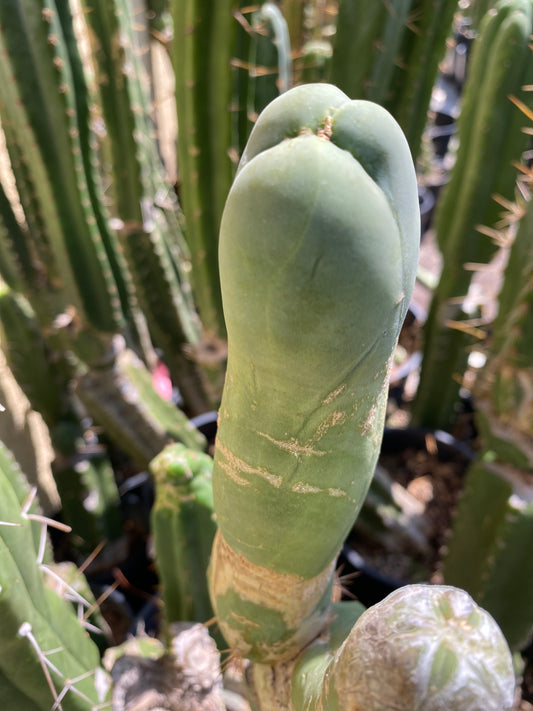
<box><xmin>150</xmin><ymin>444</ymin><xmax>217</xmax><ymax>629</ymax></box>
<box><xmin>208</xmin><ymin>83</ymin><xmax>420</xmax><ymax>663</ymax></box>
<box><xmin>0</xmin><ymin>280</ymin><xmax>123</xmax><ymax>548</ymax></box>
<box><xmin>328</xmin><ymin>0</ymin><xmax>458</xmax><ymax>161</ymax></box>
<box><xmin>385</xmin><ymin>0</ymin><xmax>459</xmax><ymax>162</ymax></box>
<box><xmin>412</xmin><ymin>0</ymin><xmax>533</xmax><ymax>430</ymax></box>
<box><xmin>172</xmin><ymin>0</ymin><xmax>239</xmax><ymax>338</ymax></box>
<box><xmin>0</xmin><ymin>0</ymin><xmax>126</xmax><ymax>334</ymax></box>
<box><xmin>80</xmin><ymin>0</ymin><xmax>210</xmax><ymax>414</ymax></box>
<box><xmin>0</xmin><ymin>441</ymin><xmax>111</xmax><ymax>710</ymax></box>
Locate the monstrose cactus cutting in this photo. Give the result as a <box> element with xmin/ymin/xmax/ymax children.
<box><xmin>206</xmin><ymin>83</ymin><xmax>516</xmax><ymax>709</ymax></box>
<box><xmin>208</xmin><ymin>81</ymin><xmax>420</xmax><ymax>661</ymax></box>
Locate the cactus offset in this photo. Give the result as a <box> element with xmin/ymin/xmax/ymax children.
<box><xmin>150</xmin><ymin>444</ymin><xmax>217</xmax><ymax>628</ymax></box>
<box><xmin>291</xmin><ymin>586</ymin><xmax>515</xmax><ymax>711</ymax></box>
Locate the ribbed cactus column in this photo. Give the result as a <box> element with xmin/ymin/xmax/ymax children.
<box><xmin>208</xmin><ymin>83</ymin><xmax>420</xmax><ymax>663</ymax></box>
<box><xmin>0</xmin><ymin>442</ymin><xmax>111</xmax><ymax>710</ymax></box>
<box><xmin>150</xmin><ymin>443</ymin><xmax>217</xmax><ymax>628</ymax></box>
<box><xmin>442</xmin><ymin>161</ymin><xmax>533</xmax><ymax>652</ymax></box>
<box><xmin>412</xmin><ymin>0</ymin><xmax>533</xmax><ymax>429</ymax></box>
<box><xmin>328</xmin><ymin>0</ymin><xmax>458</xmax><ymax>160</ymax></box>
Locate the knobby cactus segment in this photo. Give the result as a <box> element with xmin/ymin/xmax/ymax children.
<box><xmin>208</xmin><ymin>83</ymin><xmax>420</xmax><ymax>662</ymax></box>
<box><xmin>292</xmin><ymin>585</ymin><xmax>515</xmax><ymax>711</ymax></box>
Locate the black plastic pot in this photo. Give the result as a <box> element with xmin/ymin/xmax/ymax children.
<box><xmin>340</xmin><ymin>427</ymin><xmax>474</xmax><ymax>608</ymax></box>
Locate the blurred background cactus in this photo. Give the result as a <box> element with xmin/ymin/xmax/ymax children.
<box><xmin>441</xmin><ymin>139</ymin><xmax>533</xmax><ymax>653</ymax></box>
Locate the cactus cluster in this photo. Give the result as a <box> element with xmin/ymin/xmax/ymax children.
<box><xmin>0</xmin><ymin>1</ymin><xmax>530</xmax><ymax>708</ymax></box>
<box><xmin>413</xmin><ymin>0</ymin><xmax>533</xmax><ymax>429</ymax></box>
<box><xmin>442</xmin><ymin>144</ymin><xmax>533</xmax><ymax>651</ymax></box>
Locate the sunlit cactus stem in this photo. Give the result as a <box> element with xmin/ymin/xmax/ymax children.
<box><xmin>208</xmin><ymin>82</ymin><xmax>420</xmax><ymax>666</ymax></box>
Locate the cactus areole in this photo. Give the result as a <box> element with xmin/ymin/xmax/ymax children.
<box><xmin>209</xmin><ymin>83</ymin><xmax>420</xmax><ymax>662</ymax></box>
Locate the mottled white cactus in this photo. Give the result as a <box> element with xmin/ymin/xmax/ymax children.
<box><xmin>291</xmin><ymin>585</ymin><xmax>516</xmax><ymax>711</ymax></box>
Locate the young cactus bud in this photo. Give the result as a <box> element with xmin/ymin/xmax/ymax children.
<box><xmin>209</xmin><ymin>83</ymin><xmax>420</xmax><ymax>662</ymax></box>
<box><xmin>150</xmin><ymin>444</ymin><xmax>217</xmax><ymax>628</ymax></box>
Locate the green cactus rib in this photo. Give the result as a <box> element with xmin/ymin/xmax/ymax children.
<box><xmin>81</xmin><ymin>0</ymin><xmax>210</xmax><ymax>414</ymax></box>
<box><xmin>386</xmin><ymin>0</ymin><xmax>459</xmax><ymax>161</ymax></box>
<box><xmin>208</xmin><ymin>84</ymin><xmax>419</xmax><ymax>663</ymax></box>
<box><xmin>412</xmin><ymin>0</ymin><xmax>533</xmax><ymax>430</ymax></box>
<box><xmin>0</xmin><ymin>442</ymin><xmax>110</xmax><ymax>711</ymax></box>
<box><xmin>290</xmin><ymin>586</ymin><xmax>515</xmax><ymax>711</ymax></box>
<box><xmin>0</xmin><ymin>24</ymin><xmax>85</xmax><ymax>323</ymax></box>
<box><xmin>0</xmin><ymin>0</ymin><xmax>125</xmax><ymax>334</ymax></box>
<box><xmin>0</xmin><ymin>281</ymin><xmax>124</xmax><ymax>547</ymax></box>
<box><xmin>150</xmin><ymin>443</ymin><xmax>217</xmax><ymax>627</ymax></box>
<box><xmin>490</xmin><ymin>167</ymin><xmax>533</xmax><ymax>382</ymax></box>
<box><xmin>54</xmin><ymin>0</ymin><xmax>151</xmax><ymax>356</ymax></box>
<box><xmin>0</xmin><ymin>281</ymin><xmax>63</xmax><ymax>425</ymax></box>
<box><xmin>328</xmin><ymin>0</ymin><xmax>457</xmax><ymax>161</ymax></box>
<box><xmin>442</xmin><ymin>157</ymin><xmax>533</xmax><ymax>652</ymax></box>
<box><xmin>172</xmin><ymin>0</ymin><xmax>238</xmax><ymax>338</ymax></box>
<box><xmin>366</xmin><ymin>0</ymin><xmax>414</xmax><ymax>106</ymax></box>
<box><xmin>0</xmin><ymin>179</ymin><xmax>34</xmax><ymax>291</ymax></box>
